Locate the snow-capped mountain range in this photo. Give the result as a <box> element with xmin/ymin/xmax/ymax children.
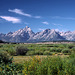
<box><xmin>0</xmin><ymin>26</ymin><xmax>75</xmax><ymax>42</ymax></box>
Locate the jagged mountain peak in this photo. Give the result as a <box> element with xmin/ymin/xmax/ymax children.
<box><xmin>65</xmin><ymin>31</ymin><xmax>71</xmax><ymax>34</ymax></box>
<box><xmin>28</xmin><ymin>28</ymin><xmax>65</xmax><ymax>42</ymax></box>
<box><xmin>13</xmin><ymin>26</ymin><xmax>31</xmax><ymax>33</ymax></box>
<box><xmin>6</xmin><ymin>32</ymin><xmax>13</xmax><ymax>36</ymax></box>
<box><xmin>45</xmin><ymin>29</ymin><xmax>51</xmax><ymax>31</ymax></box>
<box><xmin>42</xmin><ymin>29</ymin><xmax>51</xmax><ymax>34</ymax></box>
<box><xmin>23</xmin><ymin>26</ymin><xmax>31</xmax><ymax>32</ymax></box>
<box><xmin>7</xmin><ymin>32</ymin><xmax>13</xmax><ymax>34</ymax></box>
<box><xmin>0</xmin><ymin>26</ymin><xmax>75</xmax><ymax>42</ymax></box>
<box><xmin>12</xmin><ymin>26</ymin><xmax>35</xmax><ymax>38</ymax></box>
<box><xmin>26</xmin><ymin>26</ymin><xmax>29</xmax><ymax>28</ymax></box>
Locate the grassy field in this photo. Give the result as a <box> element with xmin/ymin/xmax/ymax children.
<box><xmin>0</xmin><ymin>43</ymin><xmax>75</xmax><ymax>75</ymax></box>
<box><xmin>13</xmin><ymin>55</ymin><xmax>69</xmax><ymax>63</ymax></box>
<box><xmin>0</xmin><ymin>43</ymin><xmax>74</xmax><ymax>56</ymax></box>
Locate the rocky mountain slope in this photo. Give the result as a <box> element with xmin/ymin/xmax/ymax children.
<box><xmin>0</xmin><ymin>26</ymin><xmax>75</xmax><ymax>42</ymax></box>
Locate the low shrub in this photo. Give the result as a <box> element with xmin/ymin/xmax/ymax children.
<box><xmin>55</xmin><ymin>48</ymin><xmax>62</xmax><ymax>52</ymax></box>
<box><xmin>15</xmin><ymin>45</ymin><xmax>29</xmax><ymax>55</ymax></box>
<box><xmin>58</xmin><ymin>44</ymin><xmax>65</xmax><ymax>48</ymax></box>
<box><xmin>61</xmin><ymin>49</ymin><xmax>71</xmax><ymax>54</ymax></box>
<box><xmin>22</xmin><ymin>56</ymin><xmax>75</xmax><ymax>75</ymax></box>
<box><xmin>7</xmin><ymin>47</ymin><xmax>16</xmax><ymax>56</ymax></box>
<box><xmin>38</xmin><ymin>51</ymin><xmax>43</xmax><ymax>55</ymax></box>
<box><xmin>0</xmin><ymin>44</ymin><xmax>3</xmax><ymax>48</ymax></box>
<box><xmin>8</xmin><ymin>49</ymin><xmax>16</xmax><ymax>56</ymax></box>
<box><xmin>34</xmin><ymin>50</ymin><xmax>43</xmax><ymax>55</ymax></box>
<box><xmin>43</xmin><ymin>51</ymin><xmax>52</xmax><ymax>55</ymax></box>
<box><xmin>22</xmin><ymin>56</ymin><xmax>64</xmax><ymax>75</ymax></box>
<box><xmin>50</xmin><ymin>48</ymin><xmax>56</xmax><ymax>52</ymax></box>
<box><xmin>46</xmin><ymin>44</ymin><xmax>54</xmax><ymax>47</ymax></box>
<box><xmin>71</xmin><ymin>47</ymin><xmax>75</xmax><ymax>52</ymax></box>
<box><xmin>67</xmin><ymin>44</ymin><xmax>74</xmax><ymax>49</ymax></box>
<box><xmin>53</xmin><ymin>44</ymin><xmax>59</xmax><ymax>47</ymax></box>
<box><xmin>50</xmin><ymin>48</ymin><xmax>62</xmax><ymax>52</ymax></box>
<box><xmin>63</xmin><ymin>54</ymin><xmax>75</xmax><ymax>75</ymax></box>
<box><xmin>69</xmin><ymin>53</ymin><xmax>75</xmax><ymax>58</ymax></box>
<box><xmin>0</xmin><ymin>63</ymin><xmax>23</xmax><ymax>74</ymax></box>
<box><xmin>34</xmin><ymin>50</ymin><xmax>40</xmax><ymax>55</ymax></box>
<box><xmin>26</xmin><ymin>51</ymin><xmax>35</xmax><ymax>56</ymax></box>
<box><xmin>0</xmin><ymin>50</ymin><xmax>12</xmax><ymax>64</ymax></box>
<box><xmin>22</xmin><ymin>56</ymin><xmax>41</xmax><ymax>75</ymax></box>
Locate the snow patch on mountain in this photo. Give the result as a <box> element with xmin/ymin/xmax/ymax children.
<box><xmin>0</xmin><ymin>26</ymin><xmax>75</xmax><ymax>42</ymax></box>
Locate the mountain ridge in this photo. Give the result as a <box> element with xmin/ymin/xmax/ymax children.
<box><xmin>0</xmin><ymin>26</ymin><xmax>75</xmax><ymax>43</ymax></box>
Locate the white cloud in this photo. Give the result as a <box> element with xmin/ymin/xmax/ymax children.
<box><xmin>51</xmin><ymin>16</ymin><xmax>75</xmax><ymax>20</ymax></box>
<box><xmin>42</xmin><ymin>21</ymin><xmax>49</xmax><ymax>25</ymax></box>
<box><xmin>52</xmin><ymin>23</ymin><xmax>62</xmax><ymax>26</ymax></box>
<box><xmin>8</xmin><ymin>9</ymin><xmax>42</xmax><ymax>19</ymax></box>
<box><xmin>0</xmin><ymin>16</ymin><xmax>21</xmax><ymax>23</ymax></box>
<box><xmin>34</xmin><ymin>16</ymin><xmax>41</xmax><ymax>18</ymax></box>
<box><xmin>8</xmin><ymin>9</ymin><xmax>32</xmax><ymax>17</ymax></box>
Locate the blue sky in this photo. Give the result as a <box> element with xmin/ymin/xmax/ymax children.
<box><xmin>0</xmin><ymin>0</ymin><xmax>75</xmax><ymax>33</ymax></box>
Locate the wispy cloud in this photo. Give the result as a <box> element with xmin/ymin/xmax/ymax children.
<box><xmin>42</xmin><ymin>21</ymin><xmax>49</xmax><ymax>25</ymax></box>
<box><xmin>0</xmin><ymin>16</ymin><xmax>21</xmax><ymax>23</ymax></box>
<box><xmin>51</xmin><ymin>16</ymin><xmax>61</xmax><ymax>19</ymax></box>
<box><xmin>51</xmin><ymin>16</ymin><xmax>75</xmax><ymax>20</ymax></box>
<box><xmin>34</xmin><ymin>16</ymin><xmax>41</xmax><ymax>19</ymax></box>
<box><xmin>8</xmin><ymin>9</ymin><xmax>42</xmax><ymax>19</ymax></box>
<box><xmin>52</xmin><ymin>23</ymin><xmax>62</xmax><ymax>26</ymax></box>
<box><xmin>8</xmin><ymin>9</ymin><xmax>32</xmax><ymax>17</ymax></box>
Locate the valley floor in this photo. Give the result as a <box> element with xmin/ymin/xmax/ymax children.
<box><xmin>0</xmin><ymin>43</ymin><xmax>75</xmax><ymax>75</ymax></box>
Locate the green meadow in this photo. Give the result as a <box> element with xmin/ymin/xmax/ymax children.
<box><xmin>0</xmin><ymin>43</ymin><xmax>75</xmax><ymax>75</ymax></box>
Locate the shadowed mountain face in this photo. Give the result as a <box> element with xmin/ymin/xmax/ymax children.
<box><xmin>0</xmin><ymin>26</ymin><xmax>75</xmax><ymax>43</ymax></box>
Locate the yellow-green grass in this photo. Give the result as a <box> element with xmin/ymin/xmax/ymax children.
<box><xmin>13</xmin><ymin>54</ymin><xmax>69</xmax><ymax>64</ymax></box>
<box><xmin>13</xmin><ymin>55</ymin><xmax>46</xmax><ymax>63</ymax></box>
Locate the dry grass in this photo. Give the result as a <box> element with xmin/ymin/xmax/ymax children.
<box><xmin>13</xmin><ymin>55</ymin><xmax>69</xmax><ymax>64</ymax></box>
<box><xmin>13</xmin><ymin>56</ymin><xmax>31</xmax><ymax>63</ymax></box>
